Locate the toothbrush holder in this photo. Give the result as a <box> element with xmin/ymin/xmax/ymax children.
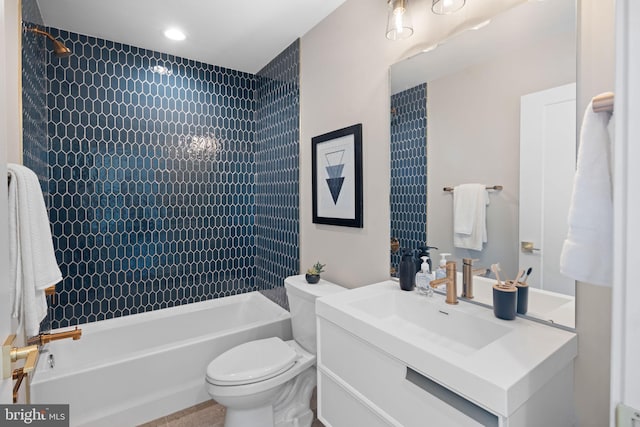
<box><xmin>515</xmin><ymin>281</ymin><xmax>529</xmax><ymax>314</ymax></box>
<box><xmin>505</xmin><ymin>280</ymin><xmax>529</xmax><ymax>315</ymax></box>
<box><xmin>492</xmin><ymin>284</ymin><xmax>517</xmax><ymax>320</ymax></box>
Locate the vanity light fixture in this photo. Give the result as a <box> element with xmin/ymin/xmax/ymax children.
<box><xmin>471</xmin><ymin>20</ymin><xmax>492</xmax><ymax>30</ymax></box>
<box><xmin>183</xmin><ymin>134</ymin><xmax>220</xmax><ymax>160</ymax></box>
<box><xmin>150</xmin><ymin>65</ymin><xmax>172</xmax><ymax>76</ymax></box>
<box><xmin>431</xmin><ymin>0</ymin><xmax>465</xmax><ymax>15</ymax></box>
<box><xmin>164</xmin><ymin>27</ymin><xmax>186</xmax><ymax>41</ymax></box>
<box><xmin>422</xmin><ymin>43</ymin><xmax>439</xmax><ymax>53</ymax></box>
<box><xmin>386</xmin><ymin>0</ymin><xmax>414</xmax><ymax>40</ymax></box>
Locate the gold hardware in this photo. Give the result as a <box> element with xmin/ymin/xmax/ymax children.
<box><xmin>592</xmin><ymin>92</ymin><xmax>614</xmax><ymax>113</ymax></box>
<box><xmin>2</xmin><ymin>334</ymin><xmax>15</xmax><ymax>379</ymax></box>
<box><xmin>462</xmin><ymin>258</ymin><xmax>476</xmax><ymax>299</ymax></box>
<box><xmin>443</xmin><ymin>185</ymin><xmax>503</xmax><ymax>192</ymax></box>
<box><xmin>3</xmin><ymin>334</ymin><xmax>39</xmax><ymax>380</ymax></box>
<box><xmin>45</xmin><ymin>285</ymin><xmax>56</xmax><ymax>304</ymax></box>
<box><xmin>27</xmin><ymin>326</ymin><xmax>82</xmax><ymax>346</ymax></box>
<box><xmin>431</xmin><ymin>261</ymin><xmax>458</xmax><ymax>305</ymax></box>
<box><xmin>461</xmin><ymin>258</ymin><xmax>488</xmax><ymax>299</ymax></box>
<box><xmin>26</xmin><ymin>27</ymin><xmax>72</xmax><ymax>58</ymax></box>
<box><xmin>521</xmin><ymin>241</ymin><xmax>541</xmax><ymax>253</ymax></box>
<box><xmin>12</xmin><ymin>368</ymin><xmax>27</xmax><ymax>404</ymax></box>
<box><xmin>10</xmin><ymin>345</ymin><xmax>39</xmax><ymax>372</ymax></box>
<box><xmin>390</xmin><ymin>237</ymin><xmax>400</xmax><ymax>253</ymax></box>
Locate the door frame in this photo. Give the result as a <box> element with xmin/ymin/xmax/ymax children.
<box><xmin>0</xmin><ymin>0</ymin><xmax>21</xmax><ymax>403</ymax></box>
<box><xmin>610</xmin><ymin>0</ymin><xmax>640</xmax><ymax>421</ymax></box>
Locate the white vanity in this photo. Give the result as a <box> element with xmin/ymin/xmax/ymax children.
<box><xmin>316</xmin><ymin>281</ymin><xmax>577</xmax><ymax>426</ymax></box>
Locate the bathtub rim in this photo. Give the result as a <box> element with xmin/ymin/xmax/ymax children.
<box><xmin>31</xmin><ymin>290</ymin><xmax>291</xmax><ymax>384</ymax></box>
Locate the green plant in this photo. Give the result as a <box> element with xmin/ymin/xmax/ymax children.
<box><xmin>306</xmin><ymin>261</ymin><xmax>326</xmax><ymax>275</ymax></box>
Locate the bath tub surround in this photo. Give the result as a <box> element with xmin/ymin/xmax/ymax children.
<box><xmin>20</xmin><ymin>20</ymin><xmax>300</xmax><ymax>329</ymax></box>
<box><xmin>30</xmin><ymin>291</ymin><xmax>292</xmax><ymax>427</ymax></box>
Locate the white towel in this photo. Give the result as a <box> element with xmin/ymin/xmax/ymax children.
<box><xmin>560</xmin><ymin>101</ymin><xmax>613</xmax><ymax>286</ymax></box>
<box><xmin>453</xmin><ymin>183</ymin><xmax>489</xmax><ymax>251</ymax></box>
<box><xmin>8</xmin><ymin>163</ymin><xmax>63</xmax><ymax>337</ymax></box>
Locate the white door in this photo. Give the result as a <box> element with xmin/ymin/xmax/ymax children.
<box><xmin>1</xmin><ymin>0</ymin><xmax>20</xmax><ymax>404</ymax></box>
<box><xmin>519</xmin><ymin>83</ymin><xmax>576</xmax><ymax>295</ymax></box>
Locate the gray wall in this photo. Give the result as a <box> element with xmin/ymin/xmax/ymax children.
<box><xmin>299</xmin><ymin>0</ymin><xmax>524</xmax><ymax>288</ymax></box>
<box><xmin>427</xmin><ymin>32</ymin><xmax>575</xmax><ymax>276</ymax></box>
<box><xmin>301</xmin><ymin>0</ymin><xmax>614</xmax><ymax>425</ymax></box>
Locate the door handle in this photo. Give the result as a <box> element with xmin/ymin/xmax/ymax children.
<box><xmin>521</xmin><ymin>241</ymin><xmax>541</xmax><ymax>253</ymax></box>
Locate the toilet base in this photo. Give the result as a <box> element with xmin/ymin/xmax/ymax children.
<box><xmin>273</xmin><ymin>366</ymin><xmax>316</xmax><ymax>427</ymax></box>
<box><xmin>222</xmin><ymin>366</ymin><xmax>317</xmax><ymax>427</ymax></box>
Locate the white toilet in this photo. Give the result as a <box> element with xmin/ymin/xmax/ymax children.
<box><xmin>205</xmin><ymin>275</ymin><xmax>345</xmax><ymax>427</ymax></box>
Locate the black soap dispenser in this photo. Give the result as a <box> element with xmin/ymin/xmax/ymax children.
<box><xmin>399</xmin><ymin>249</ymin><xmax>416</xmax><ymax>291</ymax></box>
<box><xmin>415</xmin><ymin>245</ymin><xmax>438</xmax><ymax>273</ymax></box>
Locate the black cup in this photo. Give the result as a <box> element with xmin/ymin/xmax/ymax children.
<box><xmin>516</xmin><ymin>283</ymin><xmax>529</xmax><ymax>314</ymax></box>
<box><xmin>493</xmin><ymin>285</ymin><xmax>517</xmax><ymax>320</ymax></box>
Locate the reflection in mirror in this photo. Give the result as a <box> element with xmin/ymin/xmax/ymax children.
<box><xmin>389</xmin><ymin>0</ymin><xmax>576</xmax><ymax>328</ymax></box>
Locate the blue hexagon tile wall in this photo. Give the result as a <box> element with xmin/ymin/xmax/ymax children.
<box><xmin>255</xmin><ymin>41</ymin><xmax>300</xmax><ymax>310</ymax></box>
<box><xmin>390</xmin><ymin>84</ymin><xmax>427</xmax><ymax>275</ymax></box>
<box><xmin>36</xmin><ymin>26</ymin><xmax>300</xmax><ymax>328</ymax></box>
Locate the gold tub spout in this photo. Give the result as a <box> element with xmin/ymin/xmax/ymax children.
<box><xmin>28</xmin><ymin>327</ymin><xmax>82</xmax><ymax>346</ymax></box>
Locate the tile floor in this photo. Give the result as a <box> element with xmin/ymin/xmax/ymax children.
<box><xmin>139</xmin><ymin>389</ymin><xmax>324</xmax><ymax>427</ymax></box>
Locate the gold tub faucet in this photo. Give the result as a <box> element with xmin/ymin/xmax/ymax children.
<box><xmin>430</xmin><ymin>260</ymin><xmax>458</xmax><ymax>305</ymax></box>
<box><xmin>27</xmin><ymin>327</ymin><xmax>82</xmax><ymax>346</ymax></box>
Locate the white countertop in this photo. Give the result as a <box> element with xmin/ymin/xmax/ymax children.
<box><xmin>316</xmin><ymin>280</ymin><xmax>577</xmax><ymax>417</ymax></box>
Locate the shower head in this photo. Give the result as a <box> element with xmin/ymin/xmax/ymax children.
<box><xmin>27</xmin><ymin>27</ymin><xmax>72</xmax><ymax>58</ymax></box>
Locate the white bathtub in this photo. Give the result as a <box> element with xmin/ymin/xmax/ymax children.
<box><xmin>30</xmin><ymin>291</ymin><xmax>292</xmax><ymax>427</ymax></box>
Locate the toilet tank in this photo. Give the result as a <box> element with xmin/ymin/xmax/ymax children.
<box><xmin>284</xmin><ymin>275</ymin><xmax>346</xmax><ymax>354</ymax></box>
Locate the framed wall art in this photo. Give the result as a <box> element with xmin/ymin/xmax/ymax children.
<box><xmin>312</xmin><ymin>124</ymin><xmax>363</xmax><ymax>228</ymax></box>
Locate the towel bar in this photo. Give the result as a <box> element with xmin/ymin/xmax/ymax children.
<box><xmin>443</xmin><ymin>185</ymin><xmax>503</xmax><ymax>192</ymax></box>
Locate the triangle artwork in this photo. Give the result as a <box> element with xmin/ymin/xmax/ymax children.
<box><xmin>324</xmin><ymin>149</ymin><xmax>346</xmax><ymax>204</ymax></box>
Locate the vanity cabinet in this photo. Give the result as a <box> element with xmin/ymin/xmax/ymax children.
<box><xmin>318</xmin><ymin>318</ymin><xmax>498</xmax><ymax>426</ymax></box>
<box><xmin>315</xmin><ymin>281</ymin><xmax>577</xmax><ymax>427</ymax></box>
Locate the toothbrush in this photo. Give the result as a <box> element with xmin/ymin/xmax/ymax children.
<box><xmin>522</xmin><ymin>267</ymin><xmax>533</xmax><ymax>284</ymax></box>
<box><xmin>491</xmin><ymin>263</ymin><xmax>503</xmax><ymax>287</ymax></box>
<box><xmin>512</xmin><ymin>269</ymin><xmax>524</xmax><ymax>287</ymax></box>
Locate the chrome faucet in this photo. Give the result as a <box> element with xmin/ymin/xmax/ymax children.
<box><xmin>462</xmin><ymin>258</ymin><xmax>489</xmax><ymax>299</ymax></box>
<box><xmin>430</xmin><ymin>260</ymin><xmax>458</xmax><ymax>305</ymax></box>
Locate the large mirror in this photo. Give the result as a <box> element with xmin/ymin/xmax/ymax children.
<box><xmin>390</xmin><ymin>0</ymin><xmax>576</xmax><ymax>328</ymax></box>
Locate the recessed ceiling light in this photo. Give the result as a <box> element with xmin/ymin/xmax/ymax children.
<box><xmin>164</xmin><ymin>28</ymin><xmax>186</xmax><ymax>41</ymax></box>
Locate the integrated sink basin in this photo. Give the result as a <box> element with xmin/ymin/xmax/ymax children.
<box><xmin>349</xmin><ymin>290</ymin><xmax>511</xmax><ymax>356</ymax></box>
<box><xmin>316</xmin><ymin>280</ymin><xmax>578</xmax><ymax>420</ymax></box>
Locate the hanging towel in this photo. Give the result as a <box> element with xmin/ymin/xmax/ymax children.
<box><xmin>453</xmin><ymin>183</ymin><xmax>489</xmax><ymax>251</ymax></box>
<box><xmin>8</xmin><ymin>163</ymin><xmax>62</xmax><ymax>337</ymax></box>
<box><xmin>560</xmin><ymin>101</ymin><xmax>613</xmax><ymax>286</ymax></box>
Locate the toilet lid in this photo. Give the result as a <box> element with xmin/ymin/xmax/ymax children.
<box><xmin>206</xmin><ymin>337</ymin><xmax>298</xmax><ymax>385</ymax></box>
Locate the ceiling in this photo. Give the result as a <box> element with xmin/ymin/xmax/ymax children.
<box><xmin>390</xmin><ymin>0</ymin><xmax>576</xmax><ymax>94</ymax></box>
<box><xmin>36</xmin><ymin>0</ymin><xmax>348</xmax><ymax>74</ymax></box>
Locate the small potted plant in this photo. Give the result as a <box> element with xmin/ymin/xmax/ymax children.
<box><xmin>305</xmin><ymin>261</ymin><xmax>326</xmax><ymax>284</ymax></box>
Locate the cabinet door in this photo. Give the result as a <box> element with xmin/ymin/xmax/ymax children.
<box><xmin>318</xmin><ymin>371</ymin><xmax>395</xmax><ymax>427</ymax></box>
<box><xmin>318</xmin><ymin>318</ymin><xmax>499</xmax><ymax>427</ymax></box>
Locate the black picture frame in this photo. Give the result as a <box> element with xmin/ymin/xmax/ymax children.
<box><xmin>312</xmin><ymin>124</ymin><xmax>363</xmax><ymax>228</ymax></box>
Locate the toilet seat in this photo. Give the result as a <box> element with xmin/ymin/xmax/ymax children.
<box><xmin>206</xmin><ymin>337</ymin><xmax>297</xmax><ymax>386</ymax></box>
<box><xmin>206</xmin><ymin>340</ymin><xmax>315</xmax><ymax>399</ymax></box>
